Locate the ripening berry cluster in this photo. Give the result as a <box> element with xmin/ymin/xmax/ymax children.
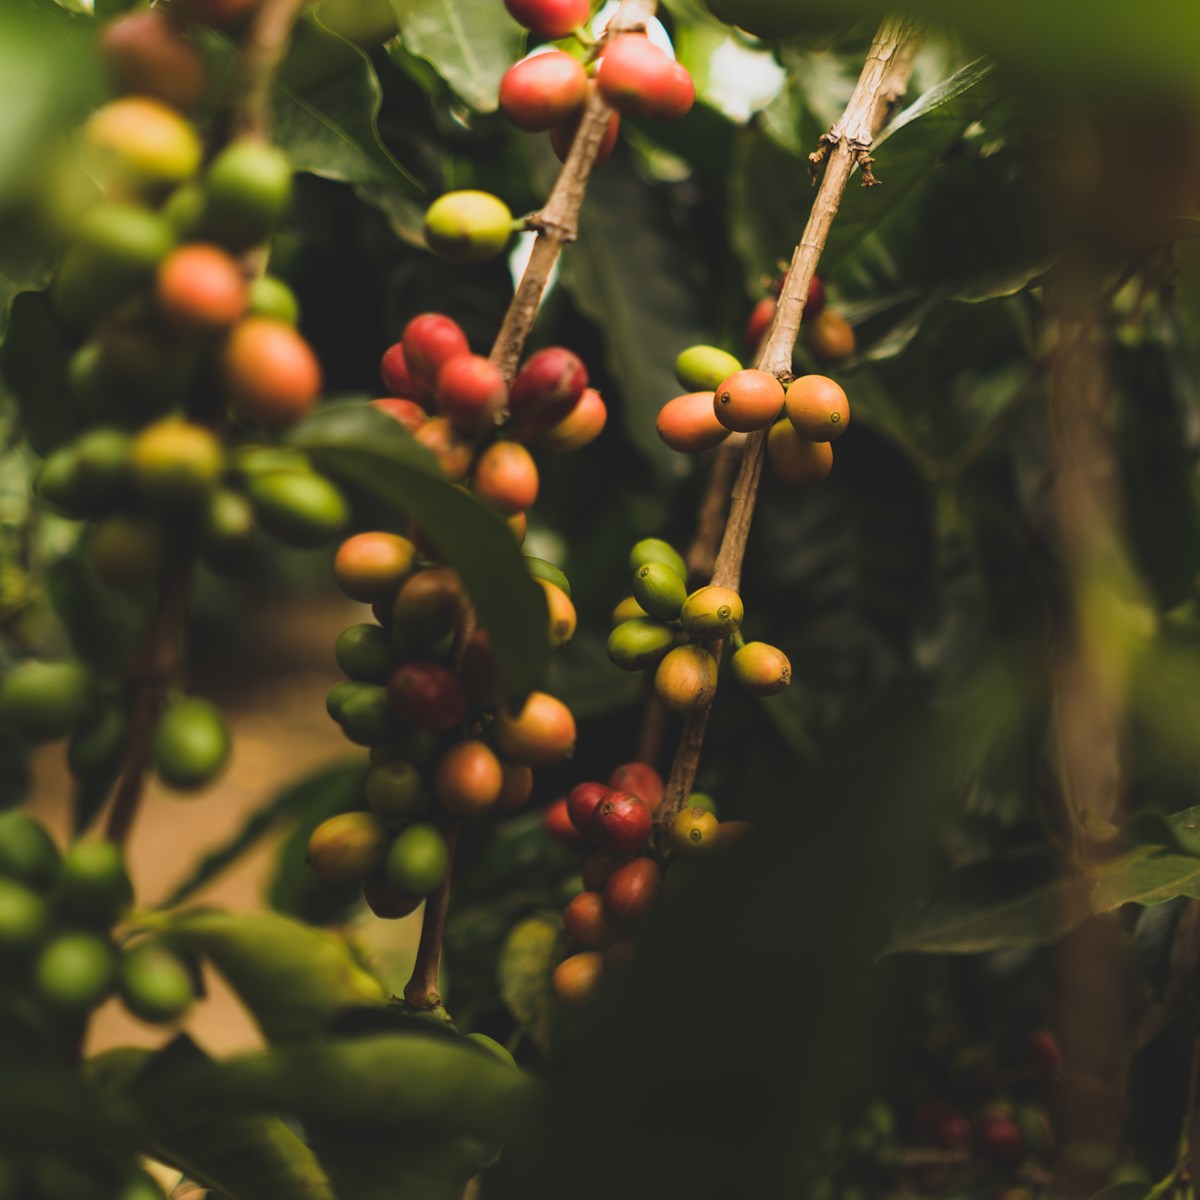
<box><xmin>744</xmin><ymin>272</ymin><xmax>858</xmax><ymax>367</ymax></box>
<box><xmin>607</xmin><ymin>538</ymin><xmax>792</xmax><ymax>714</ymax></box>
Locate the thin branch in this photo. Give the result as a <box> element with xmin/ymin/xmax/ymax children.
<box><xmin>660</xmin><ymin>15</ymin><xmax>922</xmax><ymax>822</ymax></box>
<box><xmin>231</xmin><ymin>0</ymin><xmax>309</xmax><ymax>141</ymax></box>
<box><xmin>402</xmin><ymin>826</ymin><xmax>457</xmax><ymax>1012</ymax></box>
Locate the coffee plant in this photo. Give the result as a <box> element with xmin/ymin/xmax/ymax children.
<box><xmin>2</xmin><ymin>0</ymin><xmax>1200</xmax><ymax>1197</ymax></box>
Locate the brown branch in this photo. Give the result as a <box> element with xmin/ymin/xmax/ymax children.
<box><xmin>660</xmin><ymin>15</ymin><xmax>921</xmax><ymax>823</ymax></box>
<box><xmin>402</xmin><ymin>825</ymin><xmax>457</xmax><ymax>1011</ymax></box>
<box><xmin>231</xmin><ymin>0</ymin><xmax>309</xmax><ymax>141</ymax></box>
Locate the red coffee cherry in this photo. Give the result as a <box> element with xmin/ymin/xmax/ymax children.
<box><xmin>805</xmin><ymin>274</ymin><xmax>827</xmax><ymax>318</ymax></box>
<box><xmin>436</xmin><ymin>354</ymin><xmax>507</xmax><ymax>436</ymax></box>
<box><xmin>500</xmin><ymin>51</ymin><xmax>589</xmax><ymax>132</ymax></box>
<box><xmin>592</xmin><ymin>792</ymin><xmax>652</xmax><ymax>857</ymax></box>
<box><xmin>380</xmin><ymin>341</ymin><xmax>432</xmax><ymax>406</ymax></box>
<box><xmin>938</xmin><ymin>1113</ymin><xmax>972</xmax><ymax>1149</ymax></box>
<box><xmin>544</xmin><ymin>797</ymin><xmax>585</xmax><ymax>845</ymax></box>
<box><xmin>473</xmin><ymin>441</ymin><xmax>539</xmax><ymax>513</ymax></box>
<box><xmin>388</xmin><ymin>662</ymin><xmax>467</xmax><ymax>732</ymax></box>
<box><xmin>805</xmin><ymin>309</ymin><xmax>856</xmax><ymax>363</ymax></box>
<box><xmin>495</xmin><ymin>762</ymin><xmax>534</xmax><ymax>812</ymax></box>
<box><xmin>493</xmin><ymin>692</ymin><xmax>576</xmax><ymax>767</ymax></box>
<box><xmin>504</xmin><ymin>0</ymin><xmax>590</xmax><ymax>39</ymax></box>
<box><xmin>657</xmin><ymin>391</ymin><xmax>731</xmax><ymax>453</ymax></box>
<box><xmin>402</xmin><ymin>313</ymin><xmax>470</xmax><ymax>391</ymax></box>
<box><xmin>507</xmin><ymin>347</ymin><xmax>588</xmax><ymax>439</ymax></box>
<box><xmin>99</xmin><ymin>10</ymin><xmax>207</xmax><ymax>111</ymax></box>
<box><xmin>977</xmin><ymin>1114</ymin><xmax>1024</xmax><ymax>1165</ymax></box>
<box><xmin>785</xmin><ymin>374</ymin><xmax>849</xmax><ymax>441</ymax></box>
<box><xmin>563</xmin><ymin>890</ymin><xmax>616</xmax><ymax>949</ymax></box>
<box><xmin>334</xmin><ymin>532</ymin><xmax>417</xmax><ymax>603</ymax></box>
<box><xmin>371</xmin><ymin>397</ymin><xmax>427</xmax><ymax>433</ymax></box>
<box><xmin>551</xmin><ymin>950</ymin><xmax>602</xmax><ymax>1009</ymax></box>
<box><xmin>597</xmin><ymin>36</ymin><xmax>694</xmax><ymax>121</ymax></box>
<box><xmin>392</xmin><ymin>566</ymin><xmax>467</xmax><ymax>650</ymax></box>
<box><xmin>582</xmin><ymin>850</ymin><xmax>620</xmax><ymax>891</ymax></box>
<box><xmin>603</xmin><ymin>856</ymin><xmax>661</xmax><ymax>924</ymax></box>
<box><xmin>156</xmin><ymin>244</ymin><xmax>246</xmax><ymax>330</ymax></box>
<box><xmin>222</xmin><ymin>317</ymin><xmax>321</xmax><ymax>429</ymax></box>
<box><xmin>538</xmin><ymin>387</ymin><xmax>607</xmax><ymax>452</ymax></box>
<box><xmin>1028</xmin><ymin>1029</ymin><xmax>1064</xmax><ymax>1076</ymax></box>
<box><xmin>767</xmin><ymin>419</ymin><xmax>834</xmax><ymax>486</ymax></box>
<box><xmin>745</xmin><ymin>297</ymin><xmax>775</xmax><ymax>351</ymax></box>
<box><xmin>551</xmin><ymin>84</ymin><xmax>620</xmax><ymax>166</ymax></box>
<box><xmin>713</xmin><ymin>368</ymin><xmax>785</xmax><ymax>433</ymax></box>
<box><xmin>414</xmin><ymin>416</ymin><xmax>474</xmax><ymax>480</ymax></box>
<box><xmin>567</xmin><ymin>781</ymin><xmax>611</xmax><ymax>835</ymax></box>
<box><xmin>434</xmin><ymin>740</ymin><xmax>503</xmax><ymax>816</ymax></box>
<box><xmin>608</xmin><ymin>762</ymin><xmax>664</xmax><ymax>812</ymax></box>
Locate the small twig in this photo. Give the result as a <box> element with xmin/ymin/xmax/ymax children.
<box><xmin>686</xmin><ymin>441</ymin><xmax>742</xmax><ymax>582</ymax></box>
<box><xmin>231</xmin><ymin>0</ymin><xmax>309</xmax><ymax>141</ymax></box>
<box><xmin>402</xmin><ymin>826</ymin><xmax>457</xmax><ymax>1011</ymax></box>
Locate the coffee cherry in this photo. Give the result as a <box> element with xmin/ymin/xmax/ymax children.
<box><xmin>388</xmin><ymin>663</ymin><xmax>467</xmax><ymax>732</ymax></box>
<box><xmin>54</xmin><ymin>840</ymin><xmax>132</xmax><ymax>926</ymax></box>
<box><xmin>552</xmin><ymin>950</ymin><xmax>602</xmax><ymax>1009</ymax></box>
<box><xmin>805</xmin><ymin>309</ymin><xmax>856</xmax><ymax>363</ymax></box>
<box><xmin>386</xmin><ymin>823</ymin><xmax>449</xmax><ymax>896</ymax></box>
<box><xmin>629</xmin><ymin>537</ymin><xmax>687</xmax><ymax>582</ymax></box>
<box><xmin>603</xmin><ymin>857</ymin><xmax>660</xmax><ymax>924</ymax></box>
<box><xmin>605</xmin><ymin>937</ymin><xmax>635</xmax><ymax>972</ymax></box>
<box><xmin>805</xmin><ymin>274</ymin><xmax>827</xmax><ymax>317</ymax></box>
<box><xmin>785</xmin><ymin>374</ymin><xmax>849</xmax><ymax>441</ymax></box>
<box><xmin>633</xmin><ymin>561</ymin><xmax>688</xmax><ymax>622</ymax></box>
<box><xmin>88</xmin><ymin>516</ymin><xmax>163</xmax><ymax>591</ymax></box>
<box><xmin>203</xmin><ymin>139</ymin><xmax>292</xmax><ymax>249</ymax></box>
<box><xmin>767</xmin><ymin>418</ymin><xmax>833</xmax><ymax>486</ymax></box>
<box><xmin>563</xmin><ymin>891</ymin><xmax>616</xmax><ymax>949</ymax></box>
<box><xmin>131</xmin><ymin>419</ymin><xmax>223</xmax><ymax>508</ymax></box>
<box><xmin>67</xmin><ymin>707</ymin><xmax>126</xmax><ymax>782</ymax></box>
<box><xmin>539</xmin><ymin>387</ymin><xmax>607</xmax><ymax>451</ymax></box>
<box><xmin>379</xmin><ymin>342</ymin><xmax>430</xmax><ymax>404</ymax></box>
<box><xmin>744</xmin><ymin>297</ymin><xmax>775</xmax><ymax>350</ymax></box>
<box><xmin>373</xmin><ymin>397</ymin><xmax>428</xmax><ymax>432</ymax></box>
<box><xmin>582</xmin><ymin>850</ymin><xmax>620</xmax><ymax>891</ymax></box>
<box><xmin>597</xmin><ymin>36</ymin><xmax>694</xmax><ymax>121</ymax></box>
<box><xmin>435</xmin><ymin>740</ymin><xmax>503</xmax><ymax>816</ymax></box>
<box><xmin>977</xmin><ymin>1114</ymin><xmax>1024</xmax><ymax>1165</ymax></box>
<box><xmin>392</xmin><ymin>567</ymin><xmax>467</xmax><ymax>654</ymax></box>
<box><xmin>540</xmin><ymin>580</ymin><xmax>577</xmax><ymax>648</ymax></box>
<box><xmin>493</xmin><ymin>691</ymin><xmax>575</xmax><ymax>767</ymax></box>
<box><xmin>607</xmin><ymin>618</ymin><xmax>675</xmax><ymax>670</ymax></box>
<box><xmin>731</xmin><ymin>641</ymin><xmax>791</xmax><ymax>695</ymax></box>
<box><xmin>414</xmin><ymin>416</ymin><xmax>473</xmax><ymax>480</ymax></box>
<box><xmin>504</xmin><ymin>0</ymin><xmax>590</xmax><ymax>38</ymax></box>
<box><xmin>507</xmin><ymin>347</ymin><xmax>587</xmax><ymax>439</ymax></box>
<box><xmin>424</xmin><ymin>191</ymin><xmax>514</xmax><ymax>264</ymax></box>
<box><xmin>680</xmin><ymin>584</ymin><xmax>743</xmax><ymax>639</ymax></box>
<box><xmin>496</xmin><ymin>762</ymin><xmax>535</xmax><ymax>812</ymax></box>
<box><xmin>223</xmin><ymin>317</ymin><xmax>322</xmax><ymax>429</ymax></box>
<box><xmin>155</xmin><ymin>244</ymin><xmax>246</xmax><ymax>331</ymax></box>
<box><xmin>435</xmin><ymin>355</ymin><xmax>507</xmax><ymax>436</ymax></box>
<box><xmin>655</xmin><ymin>645</ymin><xmax>718</xmax><ymax>714</ymax></box>
<box><xmin>500</xmin><ymin>51</ymin><xmax>589</xmax><ymax>132</ymax></box>
<box><xmin>611</xmin><ymin>595</ymin><xmax>648</xmax><ymax>625</ymax></box>
<box><xmin>0</xmin><ymin>812</ymin><xmax>61</xmax><ymax>887</ymax></box>
<box><xmin>686</xmin><ymin>791</ymin><xmax>717</xmax><ymax>815</ymax></box>
<box><xmin>83</xmin><ymin>97</ymin><xmax>202</xmax><ymax>192</ymax></box>
<box><xmin>608</xmin><ymin>762</ymin><xmax>664</xmax><ymax>812</ymax></box>
<box><xmin>551</xmin><ymin>84</ymin><xmax>621</xmax><ymax>165</ymax></box>
<box><xmin>99</xmin><ymin>10</ymin><xmax>207</xmax><ymax>110</ymax></box>
<box><xmin>171</xmin><ymin>0</ymin><xmax>262</xmax><ymax>26</ymax></box>
<box><xmin>35</xmin><ymin>932</ymin><xmax>117</xmax><ymax>1013</ymax></box>
<box><xmin>0</xmin><ymin>661</ymin><xmax>93</xmax><ymax>743</ymax></box>
<box><xmin>669</xmin><ymin>805</ymin><xmax>720</xmax><ymax>853</ymax></box>
<box><xmin>120</xmin><ymin>940</ymin><xmax>196</xmax><ymax>1024</ymax></box>
<box><xmin>937</xmin><ymin>1112</ymin><xmax>972</xmax><ymax>1149</ymax></box>
<box><xmin>334</xmin><ymin>532</ymin><xmax>418</xmax><ymax>603</ymax></box>
<box><xmin>473</xmin><ymin>442</ymin><xmax>539</xmax><ymax>513</ymax></box>
<box><xmin>366</xmin><ymin>761</ymin><xmax>425</xmax><ymax>821</ymax></box>
<box><xmin>592</xmin><ymin>792</ymin><xmax>652</xmax><ymax>857</ymax></box>
<box><xmin>567</xmin><ymin>781</ymin><xmax>611</xmax><ymax>835</ymax></box>
<box><xmin>246</xmin><ymin>470</ymin><xmax>349</xmax><ymax>546</ymax></box>
<box><xmin>362</xmin><ymin>872</ymin><xmax>423</xmax><ymax>920</ymax></box>
<box><xmin>0</xmin><ymin>878</ymin><xmax>48</xmax><ymax>955</ymax></box>
<box><xmin>248</xmin><ymin>274</ymin><xmax>299</xmax><ymax>324</ymax></box>
<box><xmin>1014</xmin><ymin>1105</ymin><xmax>1054</xmax><ymax>1161</ymax></box>
<box><xmin>152</xmin><ymin>697</ymin><xmax>231</xmax><ymax>790</ymax></box>
<box><xmin>36</xmin><ymin>448</ymin><xmax>88</xmax><ymax>518</ymax></box>
<box><xmin>1028</xmin><ymin>1029</ymin><xmax>1064</xmax><ymax>1076</ymax></box>
<box><xmin>73</xmin><ymin>428</ymin><xmax>134</xmax><ymax>506</ymax></box>
<box><xmin>674</xmin><ymin>345</ymin><xmax>743</xmax><ymax>393</ymax></box>
<box><xmin>338</xmin><ymin>685</ymin><xmax>394</xmax><ymax>746</ymax></box>
<box><xmin>403</xmin><ymin>314</ymin><xmax>470</xmax><ymax>390</ymax></box>
<box><xmin>335</xmin><ymin>623</ymin><xmax>393</xmax><ymax>683</ymax></box>
<box><xmin>544</xmin><ymin>797</ymin><xmax>585</xmax><ymax>845</ymax></box>
<box><xmin>307</xmin><ymin>811</ymin><xmax>389</xmax><ymax>884</ymax></box>
<box><xmin>713</xmin><ymin>368</ymin><xmax>785</xmax><ymax>433</ymax></box>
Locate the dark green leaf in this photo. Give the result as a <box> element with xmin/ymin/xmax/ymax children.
<box><xmin>1091</xmin><ymin>848</ymin><xmax>1200</xmax><ymax>911</ymax></box>
<box><xmin>0</xmin><ymin>291</ymin><xmax>79</xmax><ymax>455</ymax></box>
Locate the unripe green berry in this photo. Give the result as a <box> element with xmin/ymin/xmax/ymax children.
<box><xmin>36</xmin><ymin>448</ymin><xmax>89</xmax><ymax>517</ymax></box>
<box><xmin>131</xmin><ymin>419</ymin><xmax>224</xmax><ymax>508</ymax></box>
<box><xmin>607</xmin><ymin>618</ymin><xmax>676</xmax><ymax>671</ymax></box>
<box><xmin>121</xmin><ymin>940</ymin><xmax>196</xmax><ymax>1024</ymax></box>
<box><xmin>674</xmin><ymin>345</ymin><xmax>743</xmax><ymax>392</ymax></box>
<box><xmin>629</xmin><ymin>537</ymin><xmax>686</xmax><ymax>582</ymax></box>
<box><xmin>0</xmin><ymin>878</ymin><xmax>49</xmax><ymax>955</ymax></box>
<box><xmin>687</xmin><ymin>791</ymin><xmax>717</xmax><ymax>816</ymax></box>
<box><xmin>72</xmin><ymin>428</ymin><xmax>133</xmax><ymax>507</ymax></box>
<box><xmin>632</xmin><ymin>561</ymin><xmax>688</xmax><ymax>622</ymax></box>
<box><xmin>35</xmin><ymin>932</ymin><xmax>117</xmax><ymax>1012</ymax></box>
<box><xmin>0</xmin><ymin>661</ymin><xmax>93</xmax><ymax>743</ymax></box>
<box><xmin>335</xmin><ymin>624</ymin><xmax>393</xmax><ymax>684</ymax></box>
<box><xmin>386</xmin><ymin>822</ymin><xmax>449</xmax><ymax>896</ymax></box>
<box><xmin>152</xmin><ymin>697</ymin><xmax>231</xmax><ymax>791</ymax></box>
<box><xmin>0</xmin><ymin>812</ymin><xmax>60</xmax><ymax>887</ymax></box>
<box><xmin>246</xmin><ymin>470</ymin><xmax>349</xmax><ymax>547</ymax></box>
<box><xmin>54</xmin><ymin>840</ymin><xmax>132</xmax><ymax>926</ymax></box>
<box><xmin>654</xmin><ymin>644</ymin><xmax>718</xmax><ymax>714</ymax></box>
<box><xmin>204</xmin><ymin>139</ymin><xmax>293</xmax><ymax>249</ymax></box>
<box><xmin>365</xmin><ymin>761</ymin><xmax>425</xmax><ymax>821</ymax></box>
<box><xmin>731</xmin><ymin>641</ymin><xmax>791</xmax><ymax>695</ymax></box>
<box><xmin>423</xmin><ymin>190</ymin><xmax>514</xmax><ymax>264</ymax></box>
<box><xmin>680</xmin><ymin>585</ymin><xmax>743</xmax><ymax>639</ymax></box>
<box><xmin>201</xmin><ymin>488</ymin><xmax>258</xmax><ymax>575</ymax></box>
<box><xmin>338</xmin><ymin>685</ymin><xmax>394</xmax><ymax>746</ymax></box>
<box><xmin>247</xmin><ymin>274</ymin><xmax>300</xmax><ymax>324</ymax></box>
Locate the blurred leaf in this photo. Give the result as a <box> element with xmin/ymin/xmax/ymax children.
<box><xmin>292</xmin><ymin>403</ymin><xmax>550</xmax><ymax>701</ymax></box>
<box><xmin>0</xmin><ymin>224</ymin><xmax>55</xmax><ymax>346</ymax></box>
<box><xmin>1091</xmin><ymin>848</ymin><xmax>1200</xmax><ymax>911</ymax></box>
<box><xmin>1088</xmin><ymin>1188</ymin><xmax>1152</xmax><ymax>1200</ymax></box>
<box><xmin>546</xmin><ymin>631</ymin><xmax>643</xmax><ymax>720</ymax></box>
<box><xmin>0</xmin><ymin>731</ymin><xmax>29</xmax><ymax>812</ymax></box>
<box><xmin>44</xmin><ymin>550</ymin><xmax>145</xmax><ymax>676</ymax></box>
<box><xmin>387</xmin><ymin>0</ymin><xmax>522</xmax><ymax>113</ymax></box>
<box><xmin>0</xmin><ymin>291</ymin><xmax>79</xmax><ymax>455</ymax></box>
<box><xmin>498</xmin><ymin>911</ymin><xmax>559</xmax><ymax>1051</ymax></box>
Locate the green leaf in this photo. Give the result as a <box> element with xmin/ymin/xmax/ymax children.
<box><xmin>387</xmin><ymin>0</ymin><xmax>522</xmax><ymax>113</ymax></box>
<box><xmin>498</xmin><ymin>911</ymin><xmax>559</xmax><ymax>1051</ymax></box>
<box><xmin>883</xmin><ymin>851</ymin><xmax>1092</xmax><ymax>955</ymax></box>
<box><xmin>0</xmin><ymin>221</ymin><xmax>55</xmax><ymax>347</ymax></box>
<box><xmin>1088</xmin><ymin>1188</ymin><xmax>1152</xmax><ymax>1200</ymax></box>
<box><xmin>1091</xmin><ymin>848</ymin><xmax>1200</xmax><ymax>911</ymax></box>
<box><xmin>291</xmin><ymin>403</ymin><xmax>550</xmax><ymax>702</ymax></box>
<box><xmin>0</xmin><ymin>291</ymin><xmax>79</xmax><ymax>455</ymax></box>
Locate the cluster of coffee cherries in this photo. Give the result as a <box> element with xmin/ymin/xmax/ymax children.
<box><xmin>418</xmin><ymin>0</ymin><xmax>696</xmax><ymax>267</ymax></box>
<box><xmin>657</xmin><ymin>336</ymin><xmax>852</xmax><ymax>488</ymax></box>
<box><xmin>745</xmin><ymin>273</ymin><xmax>857</xmax><ymax>365</ymax></box>
<box><xmin>607</xmin><ymin>538</ymin><xmax>792</xmax><ymax>714</ymax></box>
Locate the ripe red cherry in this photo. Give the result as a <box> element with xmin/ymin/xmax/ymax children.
<box><xmin>805</xmin><ymin>274</ymin><xmax>827</xmax><ymax>318</ymax></box>
<box><xmin>597</xmin><ymin>36</ymin><xmax>693</xmax><ymax>121</ymax></box>
<box><xmin>544</xmin><ymin>797</ymin><xmax>585</xmax><ymax>845</ymax></box>
<box><xmin>380</xmin><ymin>342</ymin><xmax>432</xmax><ymax>406</ymax></box>
<box><xmin>1028</xmin><ymin>1029</ymin><xmax>1063</xmax><ymax>1076</ymax></box>
<box><xmin>567</xmin><ymin>781</ymin><xmax>611</xmax><ymax>835</ymax></box>
<box><xmin>562</xmin><ymin>891</ymin><xmax>616</xmax><ymax>949</ymax></box>
<box><xmin>551</xmin><ymin>84</ymin><xmax>620</xmax><ymax>166</ymax></box>
<box><xmin>222</xmin><ymin>317</ymin><xmax>321</xmax><ymax>429</ymax></box>
<box><xmin>608</xmin><ymin>762</ymin><xmax>664</xmax><ymax>812</ymax></box>
<box><xmin>603</xmin><ymin>856</ymin><xmax>660</xmax><ymax>924</ymax></box>
<box><xmin>371</xmin><ymin>397</ymin><xmax>427</xmax><ymax>433</ymax></box>
<box><xmin>99</xmin><ymin>10</ymin><xmax>207</xmax><ymax>111</ymax></box>
<box><xmin>503</xmin><ymin>0</ymin><xmax>590</xmax><ymax>40</ymax></box>
<box><xmin>745</xmin><ymin>297</ymin><xmax>775</xmax><ymax>350</ymax></box>
<box><xmin>472</xmin><ymin>441</ymin><xmax>539</xmax><ymax>513</ymax></box>
<box><xmin>937</xmin><ymin>1113</ymin><xmax>972</xmax><ymax>1149</ymax></box>
<box><xmin>500</xmin><ymin>51</ymin><xmax>589</xmax><ymax>133</ymax></box>
<box><xmin>507</xmin><ymin>347</ymin><xmax>587</xmax><ymax>438</ymax></box>
<box><xmin>387</xmin><ymin>663</ymin><xmax>467</xmax><ymax>732</ymax></box>
<box><xmin>156</xmin><ymin>244</ymin><xmax>246</xmax><ymax>330</ymax></box>
<box><xmin>977</xmin><ymin>1114</ymin><xmax>1023</xmax><ymax>1165</ymax></box>
<box><xmin>414</xmin><ymin>416</ymin><xmax>474</xmax><ymax>480</ymax></box>
<box><xmin>436</xmin><ymin>354</ymin><xmax>507</xmax><ymax>436</ymax></box>
<box><xmin>402</xmin><ymin>314</ymin><xmax>470</xmax><ymax>391</ymax></box>
<box><xmin>592</xmin><ymin>792</ymin><xmax>652</xmax><ymax>857</ymax></box>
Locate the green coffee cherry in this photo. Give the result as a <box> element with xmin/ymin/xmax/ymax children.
<box><xmin>611</xmin><ymin>595</ymin><xmax>648</xmax><ymax>625</ymax></box>
<box><xmin>248</xmin><ymin>275</ymin><xmax>300</xmax><ymax>324</ymax></box>
<box><xmin>0</xmin><ymin>812</ymin><xmax>60</xmax><ymax>887</ymax></box>
<box><xmin>152</xmin><ymin>697</ymin><xmax>231</xmax><ymax>791</ymax></box>
<box><xmin>246</xmin><ymin>470</ymin><xmax>350</xmax><ymax>547</ymax></box>
<box><xmin>35</xmin><ymin>931</ymin><xmax>117</xmax><ymax>1012</ymax></box>
<box><xmin>381</xmin><ymin>726</ymin><xmax>441</xmax><ymax>766</ymax></box>
<box><xmin>0</xmin><ymin>878</ymin><xmax>49</xmax><ymax>955</ymax></box>
<box><xmin>607</xmin><ymin>618</ymin><xmax>676</xmax><ymax>670</ymax></box>
<box><xmin>338</xmin><ymin>685</ymin><xmax>394</xmax><ymax>746</ymax></box>
<box><xmin>131</xmin><ymin>419</ymin><xmax>224</xmax><ymax>508</ymax></box>
<box><xmin>654</xmin><ymin>644</ymin><xmax>718</xmax><ymax>714</ymax></box>
<box><xmin>632</xmin><ymin>561</ymin><xmax>688</xmax><ymax>622</ymax></box>
<box><xmin>335</xmin><ymin>624</ymin><xmax>393</xmax><ymax>684</ymax></box>
<box><xmin>162</xmin><ymin>181</ymin><xmax>206</xmax><ymax>235</ymax></box>
<box><xmin>204</xmin><ymin>139</ymin><xmax>293</xmax><ymax>249</ymax></box>
<box><xmin>36</xmin><ymin>448</ymin><xmax>89</xmax><ymax>517</ymax></box>
<box><xmin>629</xmin><ymin>537</ymin><xmax>687</xmax><ymax>583</ymax></box>
<box><xmin>82</xmin><ymin>96</ymin><xmax>202</xmax><ymax>193</ymax></box>
<box><xmin>365</xmin><ymin>761</ymin><xmax>425</xmax><ymax>821</ymax></box>
<box><xmin>54</xmin><ymin>840</ymin><xmax>132</xmax><ymax>926</ymax></box>
<box><xmin>72</xmin><ymin>428</ymin><xmax>133</xmax><ymax>507</ymax></box>
<box><xmin>201</xmin><ymin>488</ymin><xmax>258</xmax><ymax>574</ymax></box>
<box><xmin>423</xmin><ymin>190</ymin><xmax>514</xmax><ymax>264</ymax></box>
<box><xmin>307</xmin><ymin>811</ymin><xmax>389</xmax><ymax>885</ymax></box>
<box><xmin>731</xmin><ymin>641</ymin><xmax>791</xmax><ymax>695</ymax></box>
<box><xmin>0</xmin><ymin>660</ymin><xmax>93</xmax><ymax>742</ymax></box>
<box><xmin>680</xmin><ymin>585</ymin><xmax>744</xmax><ymax>639</ymax></box>
<box><xmin>674</xmin><ymin>345</ymin><xmax>742</xmax><ymax>392</ymax></box>
<box><xmin>386</xmin><ymin>822</ymin><xmax>448</xmax><ymax>896</ymax></box>
<box><xmin>468</xmin><ymin>1032</ymin><xmax>517</xmax><ymax>1067</ymax></box>
<box><xmin>525</xmin><ymin>556</ymin><xmax>571</xmax><ymax>598</ymax></box>
<box><xmin>326</xmin><ymin>680</ymin><xmax>367</xmax><ymax>723</ymax></box>
<box><xmin>88</xmin><ymin>515</ymin><xmax>164</xmax><ymax>591</ymax></box>
<box><xmin>687</xmin><ymin>791</ymin><xmax>718</xmax><ymax>816</ymax></box>
<box><xmin>67</xmin><ymin>707</ymin><xmax>128</xmax><ymax>781</ymax></box>
<box><xmin>120</xmin><ymin>940</ymin><xmax>196</xmax><ymax>1023</ymax></box>
<box><xmin>115</xmin><ymin>1172</ymin><xmax>168</xmax><ymax>1200</ymax></box>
